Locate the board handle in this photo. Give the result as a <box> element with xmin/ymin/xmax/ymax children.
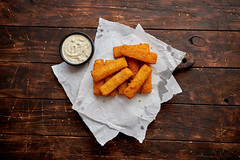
<box><xmin>175</xmin><ymin>53</ymin><xmax>195</xmax><ymax>71</ymax></box>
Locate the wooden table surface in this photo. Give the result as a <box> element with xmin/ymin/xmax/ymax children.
<box><xmin>0</xmin><ymin>0</ymin><xmax>240</xmax><ymax>159</ymax></box>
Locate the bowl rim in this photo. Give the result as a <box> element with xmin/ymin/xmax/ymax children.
<box><xmin>59</xmin><ymin>32</ymin><xmax>94</xmax><ymax>66</ymax></box>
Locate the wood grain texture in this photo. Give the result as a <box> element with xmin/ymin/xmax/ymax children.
<box><xmin>0</xmin><ymin>0</ymin><xmax>240</xmax><ymax>158</ymax></box>
<box><xmin>0</xmin><ymin>63</ymin><xmax>239</xmax><ymax>105</ymax></box>
<box><xmin>0</xmin><ymin>0</ymin><xmax>239</xmax><ymax>30</ymax></box>
<box><xmin>0</xmin><ymin>62</ymin><xmax>67</xmax><ymax>99</ymax></box>
<box><xmin>0</xmin><ymin>99</ymin><xmax>239</xmax><ymax>143</ymax></box>
<box><xmin>148</xmin><ymin>30</ymin><xmax>240</xmax><ymax>68</ymax></box>
<box><xmin>0</xmin><ymin>27</ymin><xmax>240</xmax><ymax>68</ymax></box>
<box><xmin>0</xmin><ymin>99</ymin><xmax>90</xmax><ymax>137</ymax></box>
<box><xmin>0</xmin><ymin>134</ymin><xmax>239</xmax><ymax>160</ymax></box>
<box><xmin>171</xmin><ymin>68</ymin><xmax>240</xmax><ymax>105</ymax></box>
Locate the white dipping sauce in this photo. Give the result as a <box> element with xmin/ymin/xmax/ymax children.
<box><xmin>62</xmin><ymin>34</ymin><xmax>92</xmax><ymax>64</ymax></box>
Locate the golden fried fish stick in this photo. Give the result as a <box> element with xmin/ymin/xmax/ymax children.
<box><xmin>143</xmin><ymin>43</ymin><xmax>150</xmax><ymax>52</ymax></box>
<box><xmin>91</xmin><ymin>57</ymin><xmax>128</xmax><ymax>82</ymax></box>
<box><xmin>141</xmin><ymin>75</ymin><xmax>152</xmax><ymax>93</ymax></box>
<box><xmin>127</xmin><ymin>57</ymin><xmax>139</xmax><ymax>80</ymax></box>
<box><xmin>124</xmin><ymin>64</ymin><xmax>152</xmax><ymax>99</ymax></box>
<box><xmin>105</xmin><ymin>60</ymin><xmax>117</xmax><ymax>96</ymax></box>
<box><xmin>140</xmin><ymin>62</ymin><xmax>152</xmax><ymax>93</ymax></box>
<box><xmin>100</xmin><ymin>68</ymin><xmax>133</xmax><ymax>96</ymax></box>
<box><xmin>93</xmin><ymin>59</ymin><xmax>105</xmax><ymax>95</ymax></box>
<box><xmin>118</xmin><ymin>81</ymin><xmax>128</xmax><ymax>95</ymax></box>
<box><xmin>121</xmin><ymin>45</ymin><xmax>157</xmax><ymax>64</ymax></box>
<box><xmin>113</xmin><ymin>46</ymin><xmax>123</xmax><ymax>58</ymax></box>
<box><xmin>113</xmin><ymin>43</ymin><xmax>150</xmax><ymax>58</ymax></box>
<box><xmin>118</xmin><ymin>58</ymin><xmax>139</xmax><ymax>95</ymax></box>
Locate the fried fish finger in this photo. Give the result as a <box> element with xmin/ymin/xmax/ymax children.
<box><xmin>140</xmin><ymin>62</ymin><xmax>152</xmax><ymax>93</ymax></box>
<box><xmin>93</xmin><ymin>59</ymin><xmax>105</xmax><ymax>95</ymax></box>
<box><xmin>121</xmin><ymin>45</ymin><xmax>157</xmax><ymax>64</ymax></box>
<box><xmin>113</xmin><ymin>43</ymin><xmax>150</xmax><ymax>58</ymax></box>
<box><xmin>141</xmin><ymin>75</ymin><xmax>152</xmax><ymax>93</ymax></box>
<box><xmin>91</xmin><ymin>57</ymin><xmax>128</xmax><ymax>82</ymax></box>
<box><xmin>127</xmin><ymin>57</ymin><xmax>139</xmax><ymax>80</ymax></box>
<box><xmin>100</xmin><ymin>68</ymin><xmax>133</xmax><ymax>96</ymax></box>
<box><xmin>118</xmin><ymin>58</ymin><xmax>139</xmax><ymax>95</ymax></box>
<box><xmin>113</xmin><ymin>46</ymin><xmax>123</xmax><ymax>58</ymax></box>
<box><xmin>105</xmin><ymin>60</ymin><xmax>117</xmax><ymax>96</ymax></box>
<box><xmin>124</xmin><ymin>64</ymin><xmax>152</xmax><ymax>99</ymax></box>
<box><xmin>118</xmin><ymin>81</ymin><xmax>128</xmax><ymax>95</ymax></box>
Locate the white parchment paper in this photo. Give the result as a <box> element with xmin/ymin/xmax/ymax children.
<box><xmin>52</xmin><ymin>18</ymin><xmax>186</xmax><ymax>146</ymax></box>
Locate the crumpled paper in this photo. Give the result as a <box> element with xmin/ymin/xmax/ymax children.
<box><xmin>52</xmin><ymin>18</ymin><xmax>186</xmax><ymax>146</ymax></box>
